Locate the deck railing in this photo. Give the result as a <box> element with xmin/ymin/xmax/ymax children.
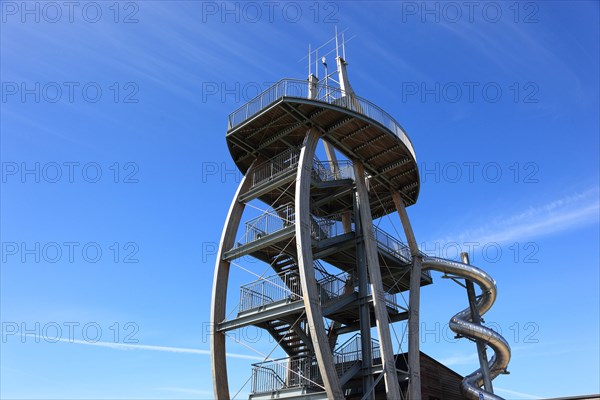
<box><xmin>333</xmin><ymin>333</ymin><xmax>381</xmax><ymax>366</ymax></box>
<box><xmin>227</xmin><ymin>78</ymin><xmax>416</xmax><ymax>162</ymax></box>
<box><xmin>310</xmin><ymin>213</ymin><xmax>349</xmax><ymax>242</ymax></box>
<box><xmin>238</xmin><ymin>262</ymin><xmax>405</xmax><ymax>314</ymax></box>
<box><xmin>239</xmin><ymin>270</ymin><xmax>302</xmax><ymax>313</ymax></box>
<box><xmin>251</xmin><ymin>354</ymin><xmax>321</xmax><ymax>393</ymax></box>
<box><xmin>237</xmin><ymin>206</ymin><xmax>431</xmax><ymax>282</ymax></box>
<box><xmin>314</xmin><ymin>260</ymin><xmax>356</xmax><ymax>301</ymax></box>
<box><xmin>239</xmin><ymin>205</ymin><xmax>349</xmax><ymax>247</ymax></box>
<box><xmin>313</xmin><ymin>159</ymin><xmax>354</xmax><ymax>182</ymax></box>
<box><xmin>251</xmin><ymin>147</ymin><xmax>300</xmax><ymax>188</ymax></box>
<box><xmin>373</xmin><ymin>225</ymin><xmax>412</xmax><ymax>263</ymax></box>
<box><xmin>241</xmin><ymin>204</ymin><xmax>295</xmax><ymax>245</ymax></box>
<box><xmin>250</xmin><ymin>333</ymin><xmax>380</xmax><ymax>394</ymax></box>
<box><xmin>372</xmin><ymin>225</ymin><xmax>432</xmax><ymax>280</ymax></box>
<box><xmin>238</xmin><ymin>262</ymin><xmax>353</xmax><ymax>314</ymax></box>
<box><xmin>250</xmin><ymin>149</ymin><xmax>354</xmax><ymax>189</ymax></box>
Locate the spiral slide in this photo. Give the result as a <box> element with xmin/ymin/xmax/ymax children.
<box><xmin>421</xmin><ymin>257</ymin><xmax>511</xmax><ymax>400</ymax></box>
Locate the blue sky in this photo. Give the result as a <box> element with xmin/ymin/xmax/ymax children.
<box><xmin>1</xmin><ymin>1</ymin><xmax>598</xmax><ymax>399</ymax></box>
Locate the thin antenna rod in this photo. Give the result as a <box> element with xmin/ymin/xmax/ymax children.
<box><xmin>313</xmin><ymin>34</ymin><xmax>357</xmax><ymax>62</ymax></box>
<box><xmin>308</xmin><ymin>44</ymin><xmax>311</xmax><ymax>76</ymax></box>
<box><xmin>335</xmin><ymin>26</ymin><xmax>339</xmax><ymax>58</ymax></box>
<box><xmin>296</xmin><ymin>27</ymin><xmax>349</xmax><ymax>62</ymax></box>
<box><xmin>315</xmin><ymin>48</ymin><xmax>318</xmax><ymax>79</ymax></box>
<box><xmin>342</xmin><ymin>32</ymin><xmax>346</xmax><ymax>59</ymax></box>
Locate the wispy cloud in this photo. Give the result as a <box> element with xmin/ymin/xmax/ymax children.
<box><xmin>494</xmin><ymin>387</ymin><xmax>544</xmax><ymax>399</ymax></box>
<box><xmin>438</xmin><ymin>352</ymin><xmax>479</xmax><ymax>366</ymax></box>
<box><xmin>432</xmin><ymin>187</ymin><xmax>599</xmax><ymax>245</ymax></box>
<box><xmin>9</xmin><ymin>333</ymin><xmax>262</xmax><ymax>361</ymax></box>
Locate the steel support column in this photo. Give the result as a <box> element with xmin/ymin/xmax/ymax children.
<box><xmin>392</xmin><ymin>191</ymin><xmax>422</xmax><ymax>400</ymax></box>
<box><xmin>355</xmin><ymin>191</ymin><xmax>374</xmax><ymax>400</ymax></box>
<box><xmin>210</xmin><ymin>162</ymin><xmax>256</xmax><ymax>400</ymax></box>
<box><xmin>355</xmin><ymin>161</ymin><xmax>401</xmax><ymax>399</ymax></box>
<box><xmin>295</xmin><ymin>128</ymin><xmax>344</xmax><ymax>399</ymax></box>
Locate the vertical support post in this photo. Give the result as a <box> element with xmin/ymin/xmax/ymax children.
<box><xmin>354</xmin><ymin>161</ymin><xmax>401</xmax><ymax>399</ymax></box>
<box><xmin>392</xmin><ymin>191</ymin><xmax>422</xmax><ymax>400</ymax></box>
<box><xmin>355</xmin><ymin>191</ymin><xmax>374</xmax><ymax>400</ymax></box>
<box><xmin>342</xmin><ymin>211</ymin><xmax>352</xmax><ymax>233</ymax></box>
<box><xmin>210</xmin><ymin>162</ymin><xmax>256</xmax><ymax>400</ymax></box>
<box><xmin>336</xmin><ymin>56</ymin><xmax>354</xmax><ymax>95</ymax></box>
<box><xmin>295</xmin><ymin>129</ymin><xmax>344</xmax><ymax>399</ymax></box>
<box><xmin>323</xmin><ymin>140</ymin><xmax>341</xmax><ymax>178</ymax></box>
<box><xmin>308</xmin><ymin>73</ymin><xmax>341</xmax><ymax>180</ymax></box>
<box><xmin>308</xmin><ymin>74</ymin><xmax>318</xmax><ymax>100</ymax></box>
<box><xmin>461</xmin><ymin>252</ymin><xmax>494</xmax><ymax>393</ymax></box>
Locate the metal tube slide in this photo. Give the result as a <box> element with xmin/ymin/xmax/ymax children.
<box><xmin>421</xmin><ymin>257</ymin><xmax>511</xmax><ymax>400</ymax></box>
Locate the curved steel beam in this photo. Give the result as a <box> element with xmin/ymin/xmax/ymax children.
<box><xmin>295</xmin><ymin>129</ymin><xmax>344</xmax><ymax>399</ymax></box>
<box><xmin>210</xmin><ymin>162</ymin><xmax>256</xmax><ymax>400</ymax></box>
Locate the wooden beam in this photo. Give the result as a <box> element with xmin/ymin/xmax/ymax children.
<box><xmin>210</xmin><ymin>161</ymin><xmax>256</xmax><ymax>400</ymax></box>
<box><xmin>354</xmin><ymin>161</ymin><xmax>401</xmax><ymax>399</ymax></box>
<box><xmin>391</xmin><ymin>191</ymin><xmax>422</xmax><ymax>400</ymax></box>
<box><xmin>295</xmin><ymin>129</ymin><xmax>345</xmax><ymax>399</ymax></box>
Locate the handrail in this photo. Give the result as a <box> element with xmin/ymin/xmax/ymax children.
<box><xmin>243</xmin><ymin>287</ymin><xmax>274</xmax><ymax>303</ymax></box>
<box><xmin>333</xmin><ymin>332</ymin><xmax>361</xmax><ymax>355</ymax></box>
<box><xmin>227</xmin><ymin>78</ymin><xmax>416</xmax><ymax>162</ymax></box>
<box><xmin>254</xmin><ymin>365</ymin><xmax>286</xmax><ymax>385</ymax></box>
<box><xmin>239</xmin><ymin>205</ymin><xmax>349</xmax><ymax>247</ymax></box>
<box><xmin>239</xmin><ymin>269</ymin><xmax>300</xmax><ymax>313</ymax></box>
<box><xmin>251</xmin><ymin>364</ymin><xmax>288</xmax><ymax>393</ymax></box>
<box><xmin>250</xmin><ymin>151</ymin><xmax>354</xmax><ymax>189</ymax></box>
<box><xmin>313</xmin><ymin>159</ymin><xmax>354</xmax><ymax>182</ymax></box>
<box><xmin>237</xmin><ymin>206</ymin><xmax>431</xmax><ymax>283</ymax></box>
<box><xmin>238</xmin><ymin>262</ymin><xmax>353</xmax><ymax>314</ymax></box>
<box><xmin>251</xmin><ymin>147</ymin><xmax>301</xmax><ymax>188</ymax></box>
<box><xmin>373</xmin><ymin>225</ymin><xmax>412</xmax><ymax>263</ymax></box>
<box><xmin>250</xmin><ymin>333</ymin><xmax>380</xmax><ymax>393</ymax></box>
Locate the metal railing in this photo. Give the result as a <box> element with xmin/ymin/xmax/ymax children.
<box><xmin>313</xmin><ymin>159</ymin><xmax>354</xmax><ymax>182</ymax></box>
<box><xmin>250</xmin><ymin>334</ymin><xmax>380</xmax><ymax>394</ymax></box>
<box><xmin>314</xmin><ymin>260</ymin><xmax>356</xmax><ymax>302</ymax></box>
<box><xmin>384</xmin><ymin>291</ymin><xmax>406</xmax><ymax>313</ymax></box>
<box><xmin>372</xmin><ymin>226</ymin><xmax>432</xmax><ymax>280</ymax></box>
<box><xmin>239</xmin><ymin>270</ymin><xmax>302</xmax><ymax>313</ymax></box>
<box><xmin>238</xmin><ymin>262</ymin><xmax>354</xmax><ymax>314</ymax></box>
<box><xmin>250</xmin><ymin>150</ymin><xmax>354</xmax><ymax>189</ymax></box>
<box><xmin>251</xmin><ymin>148</ymin><xmax>300</xmax><ymax>188</ymax></box>
<box><xmin>227</xmin><ymin>78</ymin><xmax>416</xmax><ymax>162</ymax></box>
<box><xmin>241</xmin><ymin>204</ymin><xmax>295</xmax><ymax>245</ymax></box>
<box><xmin>238</xmin><ymin>207</ymin><xmax>431</xmax><ymax>282</ymax></box>
<box><xmin>333</xmin><ymin>333</ymin><xmax>380</xmax><ymax>365</ymax></box>
<box><xmin>251</xmin><ymin>355</ymin><xmax>322</xmax><ymax>393</ymax></box>
<box><xmin>373</xmin><ymin>225</ymin><xmax>412</xmax><ymax>264</ymax></box>
<box><xmin>239</xmin><ymin>205</ymin><xmax>350</xmax><ymax>247</ymax></box>
<box><xmin>363</xmin><ymin>284</ymin><xmax>406</xmax><ymax>313</ymax></box>
<box><xmin>310</xmin><ymin>213</ymin><xmax>349</xmax><ymax>242</ymax></box>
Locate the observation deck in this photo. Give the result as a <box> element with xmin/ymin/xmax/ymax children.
<box><xmin>226</xmin><ymin>79</ymin><xmax>420</xmax><ymax>212</ymax></box>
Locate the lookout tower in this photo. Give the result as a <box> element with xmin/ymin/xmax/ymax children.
<box><xmin>210</xmin><ymin>33</ymin><xmax>511</xmax><ymax>400</ymax></box>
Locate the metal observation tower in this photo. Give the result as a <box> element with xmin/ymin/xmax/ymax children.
<box><xmin>210</xmin><ymin>35</ymin><xmax>511</xmax><ymax>400</ymax></box>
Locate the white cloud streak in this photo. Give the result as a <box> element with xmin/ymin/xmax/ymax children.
<box><xmin>432</xmin><ymin>187</ymin><xmax>599</xmax><ymax>246</ymax></box>
<box><xmin>438</xmin><ymin>352</ymin><xmax>479</xmax><ymax>366</ymax></box>
<box><xmin>9</xmin><ymin>333</ymin><xmax>263</xmax><ymax>361</ymax></box>
<box><xmin>494</xmin><ymin>386</ymin><xmax>544</xmax><ymax>399</ymax></box>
